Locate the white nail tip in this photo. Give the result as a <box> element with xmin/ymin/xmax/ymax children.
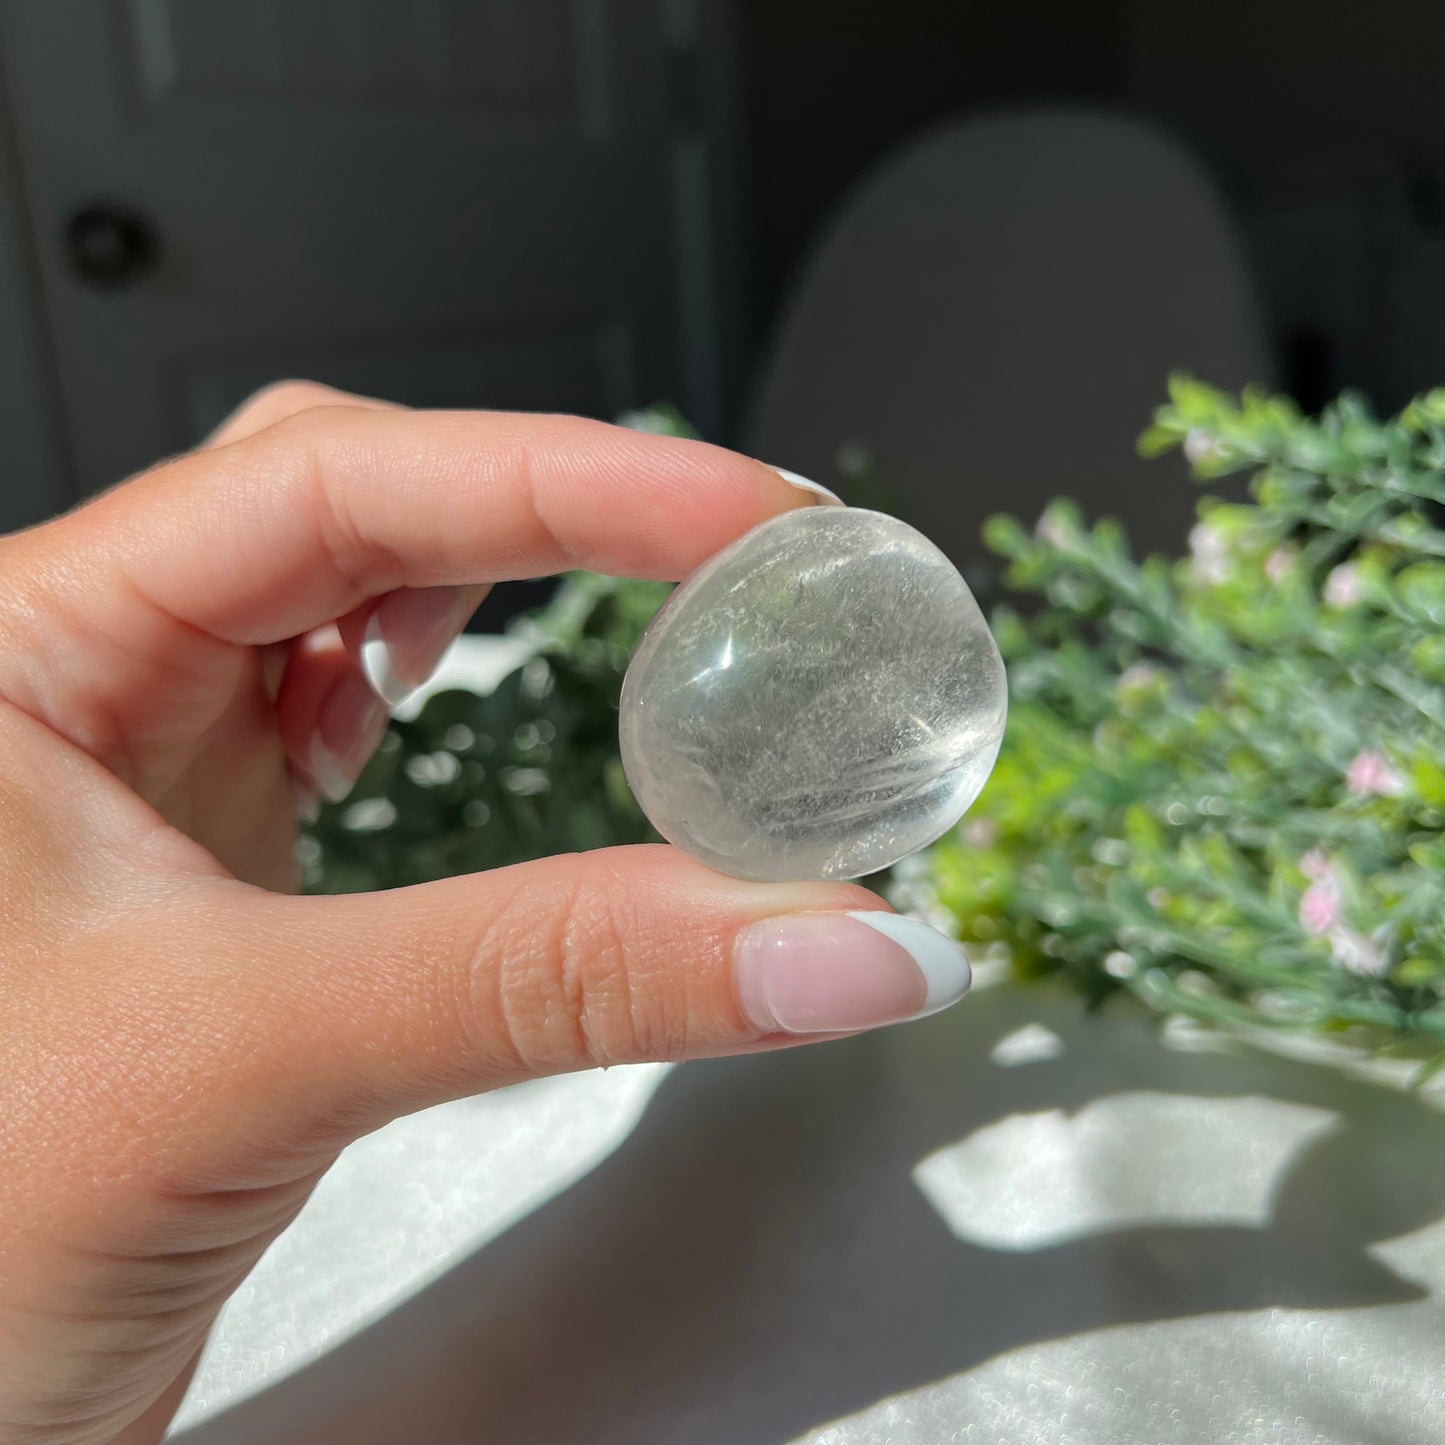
<box><xmin>772</xmin><ymin>466</ymin><xmax>846</xmax><ymax>507</ymax></box>
<box><xmin>309</xmin><ymin>737</ymin><xmax>354</xmax><ymax>805</ymax></box>
<box><xmin>360</xmin><ymin>614</ymin><xmax>412</xmax><ymax>707</ymax></box>
<box><xmin>846</xmin><ymin>911</ymin><xmax>972</xmax><ymax>1015</ymax></box>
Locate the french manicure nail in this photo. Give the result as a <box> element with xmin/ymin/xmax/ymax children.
<box><xmin>772</xmin><ymin>466</ymin><xmax>846</xmax><ymax>507</ymax></box>
<box><xmin>309</xmin><ymin>738</ymin><xmax>355</xmax><ymax>806</ymax></box>
<box><xmin>292</xmin><ymin>777</ymin><xmax>321</xmax><ymax>825</ymax></box>
<box><xmin>310</xmin><ymin>670</ymin><xmax>391</xmax><ymax>804</ymax></box>
<box><xmin>361</xmin><ymin>585</ymin><xmax>473</xmax><ymax>707</ymax></box>
<box><xmin>735</xmin><ymin>910</ymin><xmax>971</xmax><ymax>1036</ymax></box>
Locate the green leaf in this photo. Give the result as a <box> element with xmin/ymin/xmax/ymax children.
<box><xmin>1394</xmin><ymin>958</ymin><xmax>1439</xmax><ymax>988</ymax></box>
<box><xmin>1137</xmin><ymin>423</ymin><xmax>1179</xmax><ymax>458</ymax></box>
<box><xmin>1411</xmin><ymin>1050</ymin><xmax>1445</xmax><ymax>1092</ymax></box>
<box><xmin>1411</xmin><ymin>756</ymin><xmax>1445</xmax><ymax>808</ymax></box>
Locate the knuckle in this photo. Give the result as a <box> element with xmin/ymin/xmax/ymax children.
<box><xmin>486</xmin><ymin>864</ymin><xmax>682</xmax><ymax>1074</ymax></box>
<box><xmin>557</xmin><ymin>877</ymin><xmax>638</xmax><ymax>1068</ymax></box>
<box><xmin>246</xmin><ymin>377</ymin><xmax>342</xmax><ymax>416</ymax></box>
<box><xmin>270</xmin><ymin>406</ymin><xmax>404</xmax><ymax>597</ymax></box>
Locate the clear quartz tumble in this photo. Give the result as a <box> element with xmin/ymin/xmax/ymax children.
<box><xmin>619</xmin><ymin>507</ymin><xmax>1007</xmax><ymax>882</ymax></box>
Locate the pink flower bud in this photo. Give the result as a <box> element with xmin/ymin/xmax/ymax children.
<box><xmin>1035</xmin><ymin>511</ymin><xmax>1074</xmax><ymax>549</ymax></box>
<box><xmin>1324</xmin><ymin>563</ymin><xmax>1361</xmax><ymax>609</ymax></box>
<box><xmin>1345</xmin><ymin>750</ymin><xmax>1404</xmax><ymax>798</ymax></box>
<box><xmin>1264</xmin><ymin>547</ymin><xmax>1295</xmax><ymax>585</ymax></box>
<box><xmin>1189</xmin><ymin>523</ymin><xmax>1230</xmax><ymax>585</ymax></box>
<box><xmin>1328</xmin><ymin>925</ymin><xmax>1389</xmax><ymax>978</ymax></box>
<box><xmin>1300</xmin><ymin>882</ymin><xmax>1340</xmax><ymax>936</ymax></box>
<box><xmin>1184</xmin><ymin>429</ymin><xmax>1221</xmax><ymax>466</ymax></box>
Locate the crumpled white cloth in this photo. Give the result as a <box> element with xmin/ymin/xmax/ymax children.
<box><xmin>172</xmin><ymin>975</ymin><xmax>1445</xmax><ymax>1445</ymax></box>
<box><xmin>168</xmin><ymin>641</ymin><xmax>1445</xmax><ymax>1443</ymax></box>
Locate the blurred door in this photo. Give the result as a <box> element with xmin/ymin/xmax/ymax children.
<box><xmin>0</xmin><ymin>0</ymin><xmax>740</xmax><ymax>501</ymax></box>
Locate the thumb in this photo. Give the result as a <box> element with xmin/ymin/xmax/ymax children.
<box><xmin>164</xmin><ymin>847</ymin><xmax>971</xmax><ymax>1182</ymax></box>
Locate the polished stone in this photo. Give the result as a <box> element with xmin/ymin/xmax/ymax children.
<box><xmin>619</xmin><ymin>507</ymin><xmax>1007</xmax><ymax>881</ymax></box>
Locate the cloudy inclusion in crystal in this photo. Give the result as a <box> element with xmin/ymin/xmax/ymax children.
<box><xmin>619</xmin><ymin>508</ymin><xmax>1007</xmax><ymax>882</ymax></box>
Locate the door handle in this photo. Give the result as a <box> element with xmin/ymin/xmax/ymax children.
<box><xmin>63</xmin><ymin>203</ymin><xmax>161</xmax><ymax>289</ymax></box>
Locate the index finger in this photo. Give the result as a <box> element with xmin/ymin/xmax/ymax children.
<box><xmin>56</xmin><ymin>407</ymin><xmax>831</xmax><ymax>645</ymax></box>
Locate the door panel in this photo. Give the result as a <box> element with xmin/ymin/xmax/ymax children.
<box><xmin>0</xmin><ymin>60</ymin><xmax>67</xmax><ymax>530</ymax></box>
<box><xmin>178</xmin><ymin>322</ymin><xmax>636</xmax><ymax>441</ymax></box>
<box><xmin>0</xmin><ymin>0</ymin><xmax>735</xmax><ymax>496</ymax></box>
<box><xmin>126</xmin><ymin>0</ymin><xmax>596</xmax><ymax>122</ymax></box>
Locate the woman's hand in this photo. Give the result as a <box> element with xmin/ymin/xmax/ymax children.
<box><xmin>0</xmin><ymin>385</ymin><xmax>971</xmax><ymax>1445</ymax></box>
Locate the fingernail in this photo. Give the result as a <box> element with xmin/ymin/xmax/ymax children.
<box><xmin>310</xmin><ymin>670</ymin><xmax>390</xmax><ymax>804</ymax></box>
<box><xmin>361</xmin><ymin>585</ymin><xmax>473</xmax><ymax>706</ymax></box>
<box><xmin>772</xmin><ymin>466</ymin><xmax>845</xmax><ymax>507</ymax></box>
<box><xmin>292</xmin><ymin>777</ymin><xmax>321</xmax><ymax>824</ymax></box>
<box><xmin>735</xmin><ymin>910</ymin><xmax>970</xmax><ymax>1036</ymax></box>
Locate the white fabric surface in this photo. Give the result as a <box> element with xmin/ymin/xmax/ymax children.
<box><xmin>170</xmin><ymin>641</ymin><xmax>1445</xmax><ymax>1442</ymax></box>
<box><xmin>173</xmin><ymin>976</ymin><xmax>1445</xmax><ymax>1445</ymax></box>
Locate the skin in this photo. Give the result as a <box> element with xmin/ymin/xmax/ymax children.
<box><xmin>0</xmin><ymin>385</ymin><xmax>884</xmax><ymax>1445</ymax></box>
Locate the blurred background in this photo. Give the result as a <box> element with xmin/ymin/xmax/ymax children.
<box><xmin>5</xmin><ymin>0</ymin><xmax>1445</xmax><ymax>624</ymax></box>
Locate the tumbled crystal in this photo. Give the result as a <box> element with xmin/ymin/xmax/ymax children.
<box><xmin>618</xmin><ymin>507</ymin><xmax>1007</xmax><ymax>881</ymax></box>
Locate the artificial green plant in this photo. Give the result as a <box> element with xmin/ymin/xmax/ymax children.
<box><xmin>306</xmin><ymin>384</ymin><xmax>1445</xmax><ymax>1064</ymax></box>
